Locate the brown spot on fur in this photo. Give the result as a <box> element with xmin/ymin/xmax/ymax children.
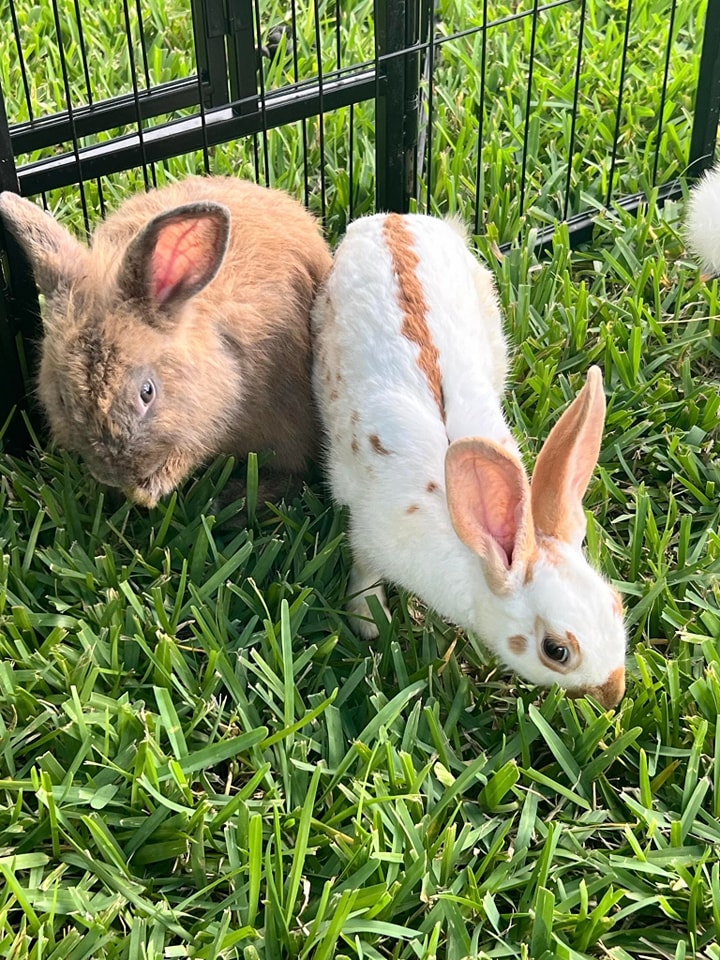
<box><xmin>523</xmin><ymin>544</ymin><xmax>541</xmax><ymax>584</ymax></box>
<box><xmin>351</xmin><ymin>437</ymin><xmax>359</xmax><ymax>454</ymax></box>
<box><xmin>330</xmin><ymin>389</ymin><xmax>338</xmax><ymax>401</ymax></box>
<box><xmin>369</xmin><ymin>434</ymin><xmax>391</xmax><ymax>455</ymax></box>
<box><xmin>426</xmin><ymin>481</ymin><xmax>438</xmax><ymax>493</ymax></box>
<box><xmin>564</xmin><ymin>630</ymin><xmax>581</xmax><ymax>659</ymax></box>
<box><xmin>383</xmin><ymin>214</ymin><xmax>445</xmax><ymax>419</ymax></box>
<box><xmin>406</xmin><ymin>504</ymin><xmax>419</xmax><ymax>514</ymax></box>
<box><xmin>508</xmin><ymin>634</ymin><xmax>527</xmax><ymax>655</ymax></box>
<box><xmin>335</xmin><ymin>371</ymin><xmax>343</xmax><ymax>383</ymax></box>
<box><xmin>610</xmin><ymin>586</ymin><xmax>624</xmax><ymax>618</ymax></box>
<box><xmin>582</xmin><ymin>665</ymin><xmax>626</xmax><ymax>709</ymax></box>
<box><xmin>351</xmin><ymin>410</ymin><xmax>359</xmax><ymax>425</ymax></box>
<box><xmin>537</xmin><ymin>536</ymin><xmax>563</xmax><ymax>567</ymax></box>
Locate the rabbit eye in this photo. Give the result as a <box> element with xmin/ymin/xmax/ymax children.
<box><xmin>140</xmin><ymin>380</ymin><xmax>155</xmax><ymax>405</ymax></box>
<box><xmin>542</xmin><ymin>637</ymin><xmax>569</xmax><ymax>664</ymax></box>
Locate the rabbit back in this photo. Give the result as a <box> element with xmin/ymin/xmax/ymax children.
<box><xmin>313</xmin><ymin>212</ymin><xmax>513</xmax><ymax>484</ymax></box>
<box><xmin>313</xmin><ymin>213</ymin><xmax>515</xmax><ymax>625</ymax></box>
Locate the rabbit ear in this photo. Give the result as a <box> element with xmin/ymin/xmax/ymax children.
<box><xmin>445</xmin><ymin>438</ymin><xmax>535</xmax><ymax>593</ymax></box>
<box><xmin>119</xmin><ymin>201</ymin><xmax>230</xmax><ymax>313</ymax></box>
<box><xmin>530</xmin><ymin>366</ymin><xmax>606</xmax><ymax>544</ymax></box>
<box><xmin>0</xmin><ymin>191</ymin><xmax>87</xmax><ymax>299</ymax></box>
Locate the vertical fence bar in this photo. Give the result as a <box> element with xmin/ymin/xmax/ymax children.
<box><xmin>375</xmin><ymin>0</ymin><xmax>420</xmax><ymax>213</ymax></box>
<box><xmin>519</xmin><ymin>0</ymin><xmax>541</xmax><ymax>218</ymax></box>
<box><xmin>688</xmin><ymin>0</ymin><xmax>720</xmax><ymax>177</ymax></box>
<box><xmin>227</xmin><ymin>0</ymin><xmax>260</xmax><ymax>115</ymax></box>
<box><xmin>606</xmin><ymin>0</ymin><xmax>633</xmax><ymax>208</ymax></box>
<box><xmin>191</xmin><ymin>0</ymin><xmax>231</xmax><ymax>107</ymax></box>
<box><xmin>0</xmin><ymin>85</ymin><xmax>40</xmax><ymax>452</ymax></box>
<box><xmin>473</xmin><ymin>0</ymin><xmax>489</xmax><ymax>235</ymax></box>
<box><xmin>652</xmin><ymin>0</ymin><xmax>678</xmax><ymax>186</ymax></box>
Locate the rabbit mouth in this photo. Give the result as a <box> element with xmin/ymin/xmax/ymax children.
<box><xmin>125</xmin><ymin>480</ymin><xmax>161</xmax><ymax>508</ymax></box>
<box><xmin>83</xmin><ymin>451</ymin><xmax>165</xmax><ymax>495</ymax></box>
<box><xmin>125</xmin><ymin>456</ymin><xmax>178</xmax><ymax>507</ymax></box>
<box><xmin>83</xmin><ymin>459</ymin><xmax>126</xmax><ymax>489</ymax></box>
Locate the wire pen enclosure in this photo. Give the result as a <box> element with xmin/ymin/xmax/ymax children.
<box><xmin>0</xmin><ymin>0</ymin><xmax>719</xmax><ymax>452</ymax></box>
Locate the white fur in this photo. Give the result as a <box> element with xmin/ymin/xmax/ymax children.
<box><xmin>312</xmin><ymin>213</ymin><xmax>627</xmax><ymax>700</ymax></box>
<box><xmin>686</xmin><ymin>163</ymin><xmax>720</xmax><ymax>274</ymax></box>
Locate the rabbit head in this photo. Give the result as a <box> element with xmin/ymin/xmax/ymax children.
<box><xmin>445</xmin><ymin>367</ymin><xmax>626</xmax><ymax>706</ymax></box>
<box><xmin>0</xmin><ymin>192</ymin><xmax>243</xmax><ymax>505</ymax></box>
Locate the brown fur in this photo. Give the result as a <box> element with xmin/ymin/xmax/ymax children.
<box><xmin>369</xmin><ymin>434</ymin><xmax>391</xmax><ymax>456</ymax></box>
<box><xmin>426</xmin><ymin>481</ymin><xmax>438</xmax><ymax>494</ymax></box>
<box><xmin>582</xmin><ymin>665</ymin><xmax>626</xmax><ymax>709</ymax></box>
<box><xmin>508</xmin><ymin>634</ymin><xmax>527</xmax><ymax>655</ymax></box>
<box><xmin>610</xmin><ymin>587</ymin><xmax>624</xmax><ymax>618</ymax></box>
<box><xmin>0</xmin><ymin>177</ymin><xmax>332</xmax><ymax>506</ymax></box>
<box><xmin>383</xmin><ymin>214</ymin><xmax>445</xmax><ymax>419</ymax></box>
<box><xmin>406</xmin><ymin>504</ymin><xmax>420</xmax><ymax>514</ymax></box>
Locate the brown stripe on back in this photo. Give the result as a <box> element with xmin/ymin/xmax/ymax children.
<box><xmin>383</xmin><ymin>214</ymin><xmax>445</xmax><ymax>420</ymax></box>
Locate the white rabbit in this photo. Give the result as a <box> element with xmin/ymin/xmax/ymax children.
<box><xmin>312</xmin><ymin>213</ymin><xmax>627</xmax><ymax>708</ymax></box>
<box><xmin>685</xmin><ymin>162</ymin><xmax>720</xmax><ymax>275</ymax></box>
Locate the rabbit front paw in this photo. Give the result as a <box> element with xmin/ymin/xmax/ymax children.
<box><xmin>346</xmin><ymin>563</ymin><xmax>390</xmax><ymax>639</ymax></box>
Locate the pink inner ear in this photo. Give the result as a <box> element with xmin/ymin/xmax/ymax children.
<box><xmin>150</xmin><ymin>218</ymin><xmax>218</xmax><ymax>305</ymax></box>
<box><xmin>469</xmin><ymin>460</ymin><xmax>519</xmax><ymax>567</ymax></box>
<box><xmin>445</xmin><ymin>439</ymin><xmax>533</xmax><ymax>575</ymax></box>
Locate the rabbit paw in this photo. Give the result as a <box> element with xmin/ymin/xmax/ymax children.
<box><xmin>347</xmin><ymin>564</ymin><xmax>390</xmax><ymax>639</ymax></box>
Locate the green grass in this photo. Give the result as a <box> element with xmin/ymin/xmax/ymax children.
<box><xmin>1</xmin><ymin>0</ymin><xmax>720</xmax><ymax>957</ymax></box>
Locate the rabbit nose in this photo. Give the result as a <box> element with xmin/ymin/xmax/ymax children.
<box><xmin>85</xmin><ymin>460</ymin><xmax>122</xmax><ymax>487</ymax></box>
<box><xmin>83</xmin><ymin>445</ymin><xmax>131</xmax><ymax>487</ymax></box>
<box><xmin>580</xmin><ymin>666</ymin><xmax>626</xmax><ymax>709</ymax></box>
<box><xmin>98</xmin><ymin>428</ymin><xmax>124</xmax><ymax>458</ymax></box>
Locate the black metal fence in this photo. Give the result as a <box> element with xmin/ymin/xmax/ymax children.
<box><xmin>1</xmin><ymin>0</ymin><xmax>719</xmax><ymax>452</ymax></box>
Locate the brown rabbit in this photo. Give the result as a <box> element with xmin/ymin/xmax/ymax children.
<box><xmin>0</xmin><ymin>176</ymin><xmax>332</xmax><ymax>507</ymax></box>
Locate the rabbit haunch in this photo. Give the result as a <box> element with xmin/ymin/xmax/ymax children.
<box><xmin>0</xmin><ymin>177</ymin><xmax>332</xmax><ymax>506</ymax></box>
<box><xmin>312</xmin><ymin>212</ymin><xmax>627</xmax><ymax>707</ymax></box>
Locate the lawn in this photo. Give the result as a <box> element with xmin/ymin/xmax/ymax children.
<box><xmin>1</xmin><ymin>1</ymin><xmax>719</xmax><ymax>958</ymax></box>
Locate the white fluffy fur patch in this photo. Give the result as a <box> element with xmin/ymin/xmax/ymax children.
<box><xmin>686</xmin><ymin>163</ymin><xmax>720</xmax><ymax>274</ymax></box>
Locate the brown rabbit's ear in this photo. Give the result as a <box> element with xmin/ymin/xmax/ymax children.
<box><xmin>530</xmin><ymin>366</ymin><xmax>606</xmax><ymax>544</ymax></box>
<box><xmin>119</xmin><ymin>201</ymin><xmax>230</xmax><ymax>314</ymax></box>
<box><xmin>0</xmin><ymin>191</ymin><xmax>87</xmax><ymax>299</ymax></box>
<box><xmin>445</xmin><ymin>438</ymin><xmax>535</xmax><ymax>593</ymax></box>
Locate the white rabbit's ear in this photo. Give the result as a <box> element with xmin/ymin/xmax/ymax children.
<box><xmin>119</xmin><ymin>201</ymin><xmax>230</xmax><ymax>314</ymax></box>
<box><xmin>531</xmin><ymin>366</ymin><xmax>606</xmax><ymax>545</ymax></box>
<box><xmin>445</xmin><ymin>438</ymin><xmax>535</xmax><ymax>593</ymax></box>
<box><xmin>0</xmin><ymin>191</ymin><xmax>87</xmax><ymax>300</ymax></box>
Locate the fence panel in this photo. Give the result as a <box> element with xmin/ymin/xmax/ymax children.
<box><xmin>0</xmin><ymin>0</ymin><xmax>719</xmax><ymax>448</ymax></box>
